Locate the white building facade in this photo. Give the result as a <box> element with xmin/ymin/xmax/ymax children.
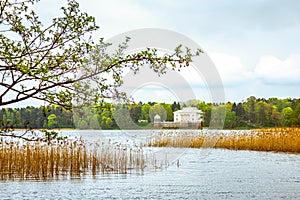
<box><xmin>173</xmin><ymin>107</ymin><xmax>203</xmax><ymax>123</ymax></box>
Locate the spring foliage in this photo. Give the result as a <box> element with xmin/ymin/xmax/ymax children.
<box><xmin>0</xmin><ymin>0</ymin><xmax>201</xmax><ymax>109</ymax></box>
<box><xmin>1</xmin><ymin>97</ymin><xmax>300</xmax><ymax>130</ymax></box>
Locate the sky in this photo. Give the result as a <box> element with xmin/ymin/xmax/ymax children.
<box><xmin>4</xmin><ymin>0</ymin><xmax>300</xmax><ymax>107</ymax></box>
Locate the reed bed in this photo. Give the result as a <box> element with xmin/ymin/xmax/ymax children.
<box><xmin>0</xmin><ymin>138</ymin><xmax>150</xmax><ymax>181</ymax></box>
<box><xmin>148</xmin><ymin>128</ymin><xmax>300</xmax><ymax>153</ymax></box>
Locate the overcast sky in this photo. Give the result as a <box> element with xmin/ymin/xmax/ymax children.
<box><xmin>75</xmin><ymin>0</ymin><xmax>300</xmax><ymax>102</ymax></box>
<box><xmin>8</xmin><ymin>0</ymin><xmax>300</xmax><ymax>107</ymax></box>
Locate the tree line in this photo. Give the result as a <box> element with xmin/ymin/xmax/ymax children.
<box><xmin>0</xmin><ymin>96</ymin><xmax>299</xmax><ymax>129</ymax></box>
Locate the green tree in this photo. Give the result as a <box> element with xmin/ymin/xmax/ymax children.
<box><xmin>232</xmin><ymin>102</ymin><xmax>246</xmax><ymax>127</ymax></box>
<box><xmin>77</xmin><ymin>119</ymin><xmax>89</xmax><ymax>129</ymax></box>
<box><xmin>165</xmin><ymin>104</ymin><xmax>174</xmax><ymax>121</ymax></box>
<box><xmin>225</xmin><ymin>110</ymin><xmax>237</xmax><ymax>129</ymax></box>
<box><xmin>149</xmin><ymin>104</ymin><xmax>167</xmax><ymax>122</ymax></box>
<box><xmin>47</xmin><ymin>114</ymin><xmax>58</xmax><ymax>128</ymax></box>
<box><xmin>270</xmin><ymin>106</ymin><xmax>280</xmax><ymax>127</ymax></box>
<box><xmin>280</xmin><ymin>107</ymin><xmax>293</xmax><ymax>127</ymax></box>
<box><xmin>14</xmin><ymin>109</ymin><xmax>22</xmax><ymax>128</ymax></box>
<box><xmin>171</xmin><ymin>101</ymin><xmax>181</xmax><ymax>112</ymax></box>
<box><xmin>202</xmin><ymin>103</ymin><xmax>212</xmax><ymax>127</ymax></box>
<box><xmin>254</xmin><ymin>100</ymin><xmax>274</xmax><ymax>127</ymax></box>
<box><xmin>141</xmin><ymin>103</ymin><xmax>151</xmax><ymax>121</ymax></box>
<box><xmin>113</xmin><ymin>107</ymin><xmax>135</xmax><ymax>129</ymax></box>
<box><xmin>186</xmin><ymin>99</ymin><xmax>199</xmax><ymax>107</ymax></box>
<box><xmin>293</xmin><ymin>102</ymin><xmax>300</xmax><ymax>126</ymax></box>
<box><xmin>89</xmin><ymin>114</ymin><xmax>100</xmax><ymax>129</ymax></box>
<box><xmin>223</xmin><ymin>103</ymin><xmax>237</xmax><ymax>128</ymax></box>
<box><xmin>73</xmin><ymin>104</ymin><xmax>101</xmax><ymax>129</ymax></box>
<box><xmin>244</xmin><ymin>96</ymin><xmax>256</xmax><ymax>125</ymax></box>
<box><xmin>210</xmin><ymin>105</ymin><xmax>226</xmax><ymax>128</ymax></box>
<box><xmin>129</xmin><ymin>103</ymin><xmax>142</xmax><ymax>123</ymax></box>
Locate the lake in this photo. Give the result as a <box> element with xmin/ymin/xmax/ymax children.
<box><xmin>1</xmin><ymin>130</ymin><xmax>300</xmax><ymax>199</ymax></box>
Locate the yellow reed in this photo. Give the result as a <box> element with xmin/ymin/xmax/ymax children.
<box><xmin>0</xmin><ymin>139</ymin><xmax>150</xmax><ymax>181</ymax></box>
<box><xmin>148</xmin><ymin>128</ymin><xmax>300</xmax><ymax>154</ymax></box>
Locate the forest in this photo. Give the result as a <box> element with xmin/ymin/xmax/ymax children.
<box><xmin>0</xmin><ymin>96</ymin><xmax>300</xmax><ymax>130</ymax></box>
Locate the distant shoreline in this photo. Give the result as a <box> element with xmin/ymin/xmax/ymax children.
<box><xmin>3</xmin><ymin>127</ymin><xmax>256</xmax><ymax>131</ymax></box>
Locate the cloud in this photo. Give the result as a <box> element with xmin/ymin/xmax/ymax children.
<box><xmin>255</xmin><ymin>54</ymin><xmax>300</xmax><ymax>84</ymax></box>
<box><xmin>209</xmin><ymin>52</ymin><xmax>253</xmax><ymax>85</ymax></box>
<box><xmin>28</xmin><ymin>0</ymin><xmax>300</xmax><ymax>104</ymax></box>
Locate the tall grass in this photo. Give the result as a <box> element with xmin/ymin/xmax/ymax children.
<box><xmin>0</xmin><ymin>139</ymin><xmax>150</xmax><ymax>181</ymax></box>
<box><xmin>148</xmin><ymin>128</ymin><xmax>300</xmax><ymax>153</ymax></box>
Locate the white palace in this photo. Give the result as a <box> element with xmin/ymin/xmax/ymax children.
<box><xmin>173</xmin><ymin>107</ymin><xmax>203</xmax><ymax>123</ymax></box>
<box><xmin>153</xmin><ymin>106</ymin><xmax>203</xmax><ymax>128</ymax></box>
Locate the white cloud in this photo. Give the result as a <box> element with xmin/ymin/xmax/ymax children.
<box><xmin>255</xmin><ymin>54</ymin><xmax>300</xmax><ymax>84</ymax></box>
<box><xmin>8</xmin><ymin>0</ymin><xmax>300</xmax><ymax>106</ymax></box>
<box><xmin>209</xmin><ymin>52</ymin><xmax>253</xmax><ymax>85</ymax></box>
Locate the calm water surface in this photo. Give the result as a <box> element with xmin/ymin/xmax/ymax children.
<box><xmin>1</xmin><ymin>130</ymin><xmax>300</xmax><ymax>199</ymax></box>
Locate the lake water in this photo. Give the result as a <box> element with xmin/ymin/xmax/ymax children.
<box><xmin>1</xmin><ymin>130</ymin><xmax>300</xmax><ymax>199</ymax></box>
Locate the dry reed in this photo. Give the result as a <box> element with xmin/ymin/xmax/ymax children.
<box><xmin>148</xmin><ymin>128</ymin><xmax>300</xmax><ymax>153</ymax></box>
<box><xmin>0</xmin><ymin>138</ymin><xmax>150</xmax><ymax>181</ymax></box>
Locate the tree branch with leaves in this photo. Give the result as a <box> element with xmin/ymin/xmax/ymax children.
<box><xmin>0</xmin><ymin>0</ymin><xmax>202</xmax><ymax>140</ymax></box>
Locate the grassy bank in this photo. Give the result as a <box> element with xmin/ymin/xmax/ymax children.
<box><xmin>148</xmin><ymin>128</ymin><xmax>300</xmax><ymax>153</ymax></box>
